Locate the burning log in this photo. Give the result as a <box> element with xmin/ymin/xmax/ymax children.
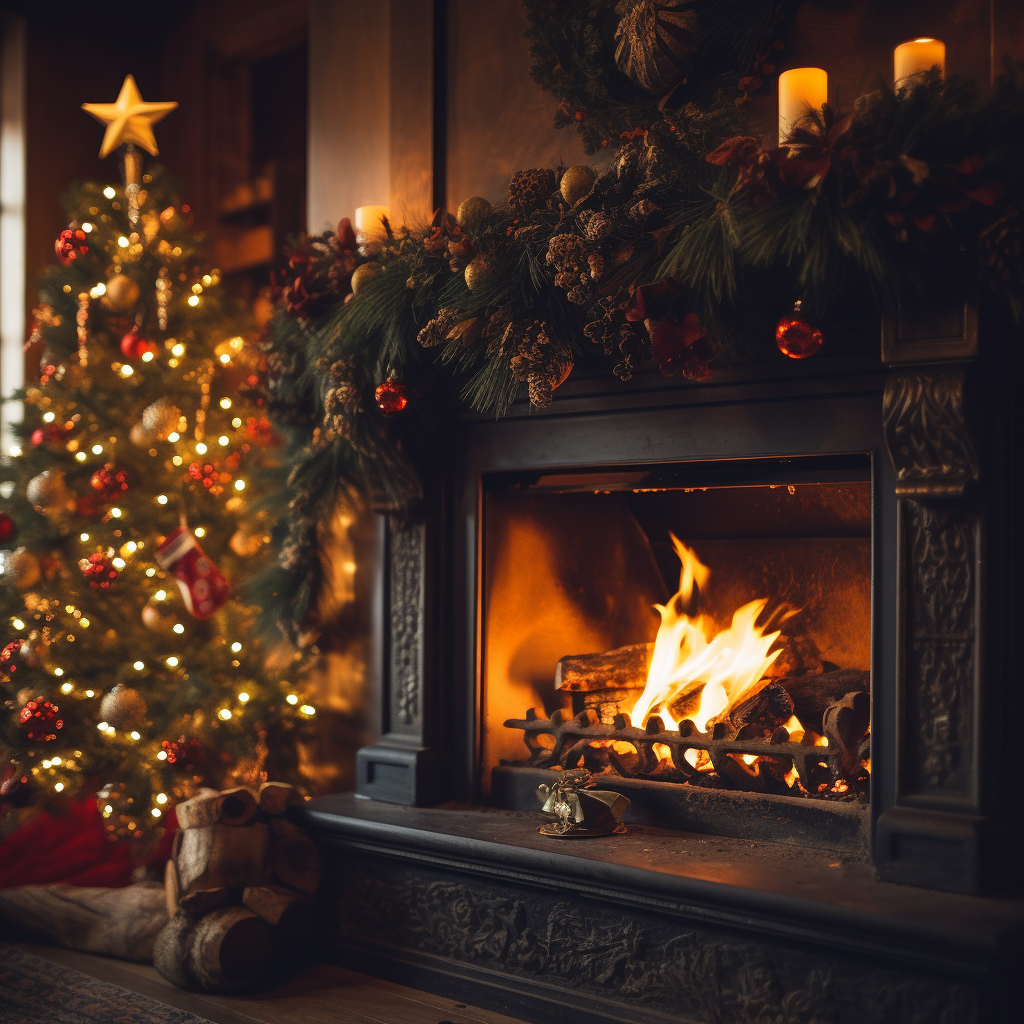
<box><xmin>710</xmin><ymin>681</ymin><xmax>794</xmax><ymax>736</ymax></box>
<box><xmin>762</xmin><ymin>635</ymin><xmax>823</xmax><ymax>680</ymax></box>
<box><xmin>779</xmin><ymin>669</ymin><xmax>870</xmax><ymax>734</ymax></box>
<box><xmin>555</xmin><ymin>643</ymin><xmax>653</xmax><ymax>693</ymax></box>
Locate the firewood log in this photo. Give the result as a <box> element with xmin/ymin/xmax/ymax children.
<box><xmin>555</xmin><ymin>643</ymin><xmax>653</xmax><ymax>692</ymax></box>
<box><xmin>710</xmin><ymin>681</ymin><xmax>794</xmax><ymax>736</ymax></box>
<box><xmin>269</xmin><ymin>818</ymin><xmax>321</xmax><ymax>894</ymax></box>
<box><xmin>258</xmin><ymin>781</ymin><xmax>303</xmax><ymax>817</ymax></box>
<box><xmin>175</xmin><ymin>786</ymin><xmax>258</xmax><ymax>829</ymax></box>
<box><xmin>178</xmin><ymin>887</ymin><xmax>232</xmax><ymax>917</ymax></box>
<box><xmin>153</xmin><ymin>907</ymin><xmax>274</xmax><ymax>993</ymax></box>
<box><xmin>164</xmin><ymin>854</ymin><xmax>180</xmax><ymax>919</ymax></box>
<box><xmin>0</xmin><ymin>882</ymin><xmax>167</xmax><ymax>962</ymax></box>
<box><xmin>776</xmin><ymin>670</ymin><xmax>870</xmax><ymax>733</ymax></box>
<box><xmin>242</xmin><ymin>884</ymin><xmax>313</xmax><ymax>942</ymax></box>
<box><xmin>175</xmin><ymin>821</ymin><xmax>270</xmax><ymax>896</ymax></box>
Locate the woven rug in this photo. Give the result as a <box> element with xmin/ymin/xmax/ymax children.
<box><xmin>0</xmin><ymin>944</ymin><xmax>212</xmax><ymax>1024</ymax></box>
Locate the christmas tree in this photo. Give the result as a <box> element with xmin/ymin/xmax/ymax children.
<box><xmin>0</xmin><ymin>77</ymin><xmax>313</xmax><ymax>846</ymax></box>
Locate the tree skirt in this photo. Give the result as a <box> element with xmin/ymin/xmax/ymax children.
<box><xmin>0</xmin><ymin>944</ymin><xmax>211</xmax><ymax>1024</ymax></box>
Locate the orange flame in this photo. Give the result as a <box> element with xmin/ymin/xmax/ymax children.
<box><xmin>629</xmin><ymin>536</ymin><xmax>782</xmax><ymax>733</ymax></box>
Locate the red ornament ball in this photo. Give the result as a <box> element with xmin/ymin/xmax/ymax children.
<box><xmin>374</xmin><ymin>379</ymin><xmax>408</xmax><ymax>415</ymax></box>
<box><xmin>79</xmin><ymin>553</ymin><xmax>118</xmax><ymax>589</ymax></box>
<box><xmin>0</xmin><ymin>512</ymin><xmax>16</xmax><ymax>543</ymax></box>
<box><xmin>20</xmin><ymin>698</ymin><xmax>63</xmax><ymax>742</ymax></box>
<box><xmin>55</xmin><ymin>228</ymin><xmax>89</xmax><ymax>267</ymax></box>
<box><xmin>120</xmin><ymin>328</ymin><xmax>158</xmax><ymax>361</ymax></box>
<box><xmin>30</xmin><ymin>422</ymin><xmax>68</xmax><ymax>447</ymax></box>
<box><xmin>90</xmin><ymin>463</ymin><xmax>130</xmax><ymax>498</ymax></box>
<box><xmin>775</xmin><ymin>304</ymin><xmax>823</xmax><ymax>359</ymax></box>
<box><xmin>161</xmin><ymin>735</ymin><xmax>205</xmax><ymax>773</ymax></box>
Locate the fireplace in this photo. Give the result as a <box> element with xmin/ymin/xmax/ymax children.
<box><xmin>298</xmin><ymin>299</ymin><xmax>1023</xmax><ymax>1024</ymax></box>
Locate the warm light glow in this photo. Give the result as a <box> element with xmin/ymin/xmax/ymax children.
<box><xmin>12</xmin><ymin>618</ymin><xmax>24</xmax><ymax>630</ymax></box>
<box><xmin>103</xmin><ymin>187</ymin><xmax>116</xmax><ymax>199</ymax></box>
<box><xmin>61</xmin><ymin>682</ymin><xmax>74</xmax><ymax>694</ymax></box>
<box><xmin>156</xmin><ymin>792</ymin><xmax>168</xmax><ymax>804</ymax></box>
<box><xmin>167</xmin><ymin>431</ymin><xmax>180</xmax><ymax>442</ymax></box>
<box><xmin>220</xmin><ymin>398</ymin><xmax>232</xmax><ymax>409</ymax></box>
<box><xmin>82</xmin><ymin>222</ymin><xmax>93</xmax><ymax>233</ymax></box>
<box><xmin>171</xmin><ymin>343</ymin><xmax>185</xmax><ymax>356</ymax></box>
<box><xmin>166</xmin><ymin>656</ymin><xmax>179</xmax><ymax>667</ymax></box>
<box><xmin>232</xmin><ymin>417</ymin><xmax>242</xmax><ymax>428</ymax></box>
<box><xmin>300</xmin><ymin>704</ymin><xmax>316</xmax><ymax>716</ymax></box>
<box><xmin>219</xmin><ymin>354</ymin><xmax>231</xmax><ymax>364</ymax></box>
<box><xmin>112</xmin><ymin>557</ymin><xmax>125</xmax><ymax>569</ymax></box>
<box><xmin>172</xmin><ymin>455</ymin><xmax>183</xmax><ymax>466</ymax></box>
<box><xmin>110</xmin><ymin>507</ymin><xmax>121</xmax><ymax>517</ymax></box>
<box><xmin>89</xmin><ymin>283</ymin><xmax>106</xmax><ymax>298</ymax></box>
<box><xmin>173</xmin><ymin>623</ymin><xmax>184</xmax><ymax>634</ymax></box>
<box><xmin>130</xmin><ymin>730</ymin><xmax>140</xmax><ymax>740</ymax></box>
<box><xmin>157</xmin><ymin>750</ymin><xmax>167</xmax><ymax>760</ymax></box>
<box><xmin>152</xmin><ymin>807</ymin><xmax>162</xmax><ymax>817</ymax></box>
<box><xmin>120</xmin><ymin>365</ymin><xmax>134</xmax><ymax>377</ymax></box>
<box><xmin>53</xmin><ymin>667</ymin><xmax>64</xmax><ymax>677</ymax></box>
<box><xmin>234</xmin><ymin>480</ymin><xmax>245</xmax><ymax>491</ymax></box>
<box><xmin>629</xmin><ymin>537</ymin><xmax>782</xmax><ymax>733</ymax></box>
<box><xmin>80</xmin><ymin>533</ymin><xmax>89</xmax><ymax>542</ymax></box>
<box><xmin>231</xmin><ymin>642</ymin><xmax>242</xmax><ymax>653</ymax></box>
<box><xmin>286</xmin><ymin>694</ymin><xmax>299</xmax><ymax>705</ymax></box>
<box><xmin>43</xmin><ymin>412</ymin><xmax>55</xmax><ymax>422</ymax></box>
<box><xmin>141</xmin><ymin>351</ymin><xmax>154</xmax><ymax>363</ymax></box>
<box><xmin>157</xmin><ymin>494</ymin><xmax>168</xmax><ymax>504</ymax></box>
<box><xmin>218</xmin><ymin>708</ymin><xmax>232</xmax><ymax>720</ymax></box>
<box><xmin>55</xmin><ymin>782</ymin><xmax>65</xmax><ymax>792</ymax></box>
<box><xmin>86</xmin><ymin>689</ymin><xmax>94</xmax><ymax>698</ymax></box>
<box><xmin>195</xmin><ymin>442</ymin><xmax>208</xmax><ymax>455</ymax></box>
<box><xmin>133</xmin><ymin>660</ymin><xmax>144</xmax><ymax>670</ymax></box>
<box><xmin>782</xmin><ymin>714</ymin><xmax>806</xmax><ymax>742</ymax></box>
<box><xmin>218</xmin><ymin>435</ymin><xmax>229</xmax><ymax>446</ymax></box>
<box><xmin>146</xmin><ymin>567</ymin><xmax>156</xmax><ymax>577</ymax></box>
<box><xmin>155</xmin><ymin>590</ymin><xmax>167</xmax><ymax>600</ymax></box>
<box><xmin>76</xmin><ymin>452</ymin><xmax>87</xmax><ymax>461</ymax></box>
<box><xmin>355</xmin><ymin>205</ymin><xmax>391</xmax><ymax>239</ymax></box>
<box><xmin>91</xmin><ymin>444</ymin><xmax>103</xmax><ymax>454</ymax></box>
<box><xmin>106</xmin><ymin>726</ymin><xmax>116</xmax><ymax>736</ymax></box>
<box><xmin>194</xmin><ymin>527</ymin><xmax>206</xmax><ymax>538</ymax></box>
<box><xmin>117</xmin><ymin>236</ymin><xmax>129</xmax><ymax>248</ymax></box>
<box><xmin>238</xmin><ymin>692</ymin><xmax>250</xmax><ymax>703</ymax></box>
<box><xmin>8</xmin><ymin>445</ymin><xmax>21</xmax><ymax>457</ymax></box>
<box><xmin>188</xmin><ymin>295</ymin><xmax>199</xmax><ymax>307</ymax></box>
<box><xmin>97</xmin><ymin>721</ymin><xmax>108</xmax><ymax>731</ymax></box>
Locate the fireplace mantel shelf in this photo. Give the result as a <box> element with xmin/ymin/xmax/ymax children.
<box><xmin>299</xmin><ymin>794</ymin><xmax>1024</xmax><ymax>978</ymax></box>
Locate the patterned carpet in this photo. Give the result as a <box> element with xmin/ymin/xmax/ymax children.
<box><xmin>0</xmin><ymin>944</ymin><xmax>212</xmax><ymax>1024</ymax></box>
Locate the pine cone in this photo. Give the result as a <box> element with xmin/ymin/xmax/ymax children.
<box><xmin>509</xmin><ymin>321</ymin><xmax>573</xmax><ymax>408</ymax></box>
<box><xmin>509</xmin><ymin>168</ymin><xmax>556</xmax><ymax>213</ymax></box>
<box><xmin>979</xmin><ymin>210</ymin><xmax>1024</xmax><ymax>292</ymax></box>
<box><xmin>546</xmin><ymin>234</ymin><xmax>596</xmax><ymax>306</ymax></box>
<box><xmin>417</xmin><ymin>307</ymin><xmax>461</xmax><ymax>348</ymax></box>
<box><xmin>582</xmin><ymin>211</ymin><xmax>615</xmax><ymax>241</ymax></box>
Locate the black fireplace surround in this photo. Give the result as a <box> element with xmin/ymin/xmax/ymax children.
<box><xmin>296</xmin><ymin>299</ymin><xmax>1024</xmax><ymax>1024</ymax></box>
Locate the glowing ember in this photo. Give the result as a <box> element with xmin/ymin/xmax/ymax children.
<box><xmin>629</xmin><ymin>536</ymin><xmax>783</xmax><ymax>733</ymax></box>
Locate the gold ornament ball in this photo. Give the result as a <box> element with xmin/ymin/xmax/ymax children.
<box><xmin>26</xmin><ymin>470</ymin><xmax>74</xmax><ymax>517</ymax></box>
<box><xmin>102</xmin><ymin>274</ymin><xmax>141</xmax><ymax>311</ymax></box>
<box><xmin>130</xmin><ymin>422</ymin><xmax>154</xmax><ymax>447</ymax></box>
<box><xmin>456</xmin><ymin>196</ymin><xmax>492</xmax><ymax>233</ymax></box>
<box><xmin>99</xmin><ymin>684</ymin><xmax>147</xmax><ymax>730</ymax></box>
<box><xmin>560</xmin><ymin>165</ymin><xmax>597</xmax><ymax>207</ymax></box>
<box><xmin>142</xmin><ymin>599</ymin><xmax>177</xmax><ymax>632</ymax></box>
<box><xmin>464</xmin><ymin>257</ymin><xmax>493</xmax><ymax>292</ymax></box>
<box><xmin>230</xmin><ymin>526</ymin><xmax>266</xmax><ymax>557</ymax></box>
<box><xmin>141</xmin><ymin>397</ymin><xmax>182</xmax><ymax>439</ymax></box>
<box><xmin>7</xmin><ymin>548</ymin><xmax>41</xmax><ymax>589</ymax></box>
<box><xmin>350</xmin><ymin>262</ymin><xmax>382</xmax><ymax>295</ymax></box>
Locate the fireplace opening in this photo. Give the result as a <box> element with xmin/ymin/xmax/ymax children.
<box><xmin>481</xmin><ymin>455</ymin><xmax>872</xmax><ymax>824</ymax></box>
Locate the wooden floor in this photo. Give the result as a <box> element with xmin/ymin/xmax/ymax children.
<box><xmin>11</xmin><ymin>942</ymin><xmax>530</xmax><ymax>1024</ymax></box>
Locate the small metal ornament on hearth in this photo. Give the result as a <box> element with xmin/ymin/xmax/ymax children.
<box><xmin>536</xmin><ymin>768</ymin><xmax>630</xmax><ymax>838</ymax></box>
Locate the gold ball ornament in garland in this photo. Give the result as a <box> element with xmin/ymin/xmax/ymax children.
<box><xmin>464</xmin><ymin>256</ymin><xmax>494</xmax><ymax>292</ymax></box>
<box><xmin>614</xmin><ymin>0</ymin><xmax>698</xmax><ymax>95</ymax></box>
<box><xmin>560</xmin><ymin>166</ymin><xmax>597</xmax><ymax>207</ymax></box>
<box><xmin>456</xmin><ymin>196</ymin><xmax>492</xmax><ymax>233</ymax></box>
<box><xmin>101</xmin><ymin>274</ymin><xmax>141</xmax><ymax>312</ymax></box>
<box><xmin>99</xmin><ymin>684</ymin><xmax>147</xmax><ymax>730</ymax></box>
<box><xmin>6</xmin><ymin>548</ymin><xmax>42</xmax><ymax>589</ymax></box>
<box><xmin>141</xmin><ymin>397</ymin><xmax>182</xmax><ymax>440</ymax></box>
<box><xmin>350</xmin><ymin>262</ymin><xmax>382</xmax><ymax>295</ymax></box>
<box><xmin>26</xmin><ymin>470</ymin><xmax>75</xmax><ymax>518</ymax></box>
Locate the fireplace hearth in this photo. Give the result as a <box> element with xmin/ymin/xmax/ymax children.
<box><xmin>298</xmin><ymin>295</ymin><xmax>1024</xmax><ymax>1024</ymax></box>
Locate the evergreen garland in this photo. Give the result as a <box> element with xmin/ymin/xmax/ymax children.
<box><xmin>253</xmin><ymin>1</ymin><xmax>1024</xmax><ymax>645</ymax></box>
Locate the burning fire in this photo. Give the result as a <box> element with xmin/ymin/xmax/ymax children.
<box><xmin>629</xmin><ymin>536</ymin><xmax>783</xmax><ymax>734</ymax></box>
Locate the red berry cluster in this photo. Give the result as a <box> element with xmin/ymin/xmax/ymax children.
<box><xmin>79</xmin><ymin>553</ymin><xmax>118</xmax><ymax>590</ymax></box>
<box><xmin>90</xmin><ymin>463</ymin><xmax>130</xmax><ymax>499</ymax></box>
<box><xmin>0</xmin><ymin>639</ymin><xmax>25</xmax><ymax>677</ymax></box>
<box><xmin>161</xmin><ymin>735</ymin><xmax>205</xmax><ymax>771</ymax></box>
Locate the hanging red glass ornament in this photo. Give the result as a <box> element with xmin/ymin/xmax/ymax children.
<box><xmin>120</xmin><ymin>327</ymin><xmax>158</xmax><ymax>360</ymax></box>
<box><xmin>0</xmin><ymin>639</ymin><xmax>26</xmax><ymax>680</ymax></box>
<box><xmin>90</xmin><ymin>462</ymin><xmax>130</xmax><ymax>498</ymax></box>
<box><xmin>775</xmin><ymin>301</ymin><xmax>823</xmax><ymax>359</ymax></box>
<box><xmin>79</xmin><ymin>552</ymin><xmax>118</xmax><ymax>589</ymax></box>
<box><xmin>0</xmin><ymin>512</ymin><xmax>16</xmax><ymax>543</ymax></box>
<box><xmin>374</xmin><ymin>378</ymin><xmax>408</xmax><ymax>415</ymax></box>
<box><xmin>160</xmin><ymin>734</ymin><xmax>206</xmax><ymax>773</ymax></box>
<box><xmin>20</xmin><ymin>698</ymin><xmax>63</xmax><ymax>742</ymax></box>
<box><xmin>55</xmin><ymin>228</ymin><xmax>90</xmax><ymax>266</ymax></box>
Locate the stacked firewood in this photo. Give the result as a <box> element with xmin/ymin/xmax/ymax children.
<box><xmin>154</xmin><ymin>782</ymin><xmax>321</xmax><ymax>993</ymax></box>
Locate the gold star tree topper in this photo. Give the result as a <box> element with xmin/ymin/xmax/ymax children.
<box><xmin>81</xmin><ymin>75</ymin><xmax>178</xmax><ymax>158</ymax></box>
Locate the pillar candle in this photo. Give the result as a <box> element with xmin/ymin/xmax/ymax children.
<box><xmin>894</xmin><ymin>38</ymin><xmax>945</xmax><ymax>86</ymax></box>
<box><xmin>778</xmin><ymin>68</ymin><xmax>828</xmax><ymax>145</ymax></box>
<box><xmin>354</xmin><ymin>205</ymin><xmax>391</xmax><ymax>240</ymax></box>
